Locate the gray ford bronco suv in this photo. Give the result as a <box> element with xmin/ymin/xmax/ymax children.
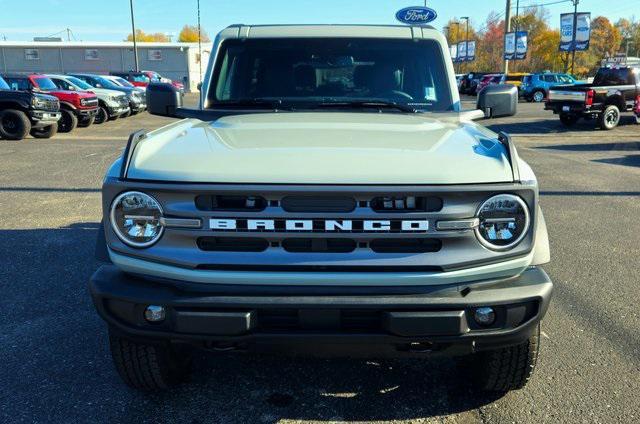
<box><xmin>90</xmin><ymin>25</ymin><xmax>552</xmax><ymax>392</ymax></box>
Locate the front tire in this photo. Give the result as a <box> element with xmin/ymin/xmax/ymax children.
<box><xmin>469</xmin><ymin>324</ymin><xmax>540</xmax><ymax>392</ymax></box>
<box><xmin>121</xmin><ymin>109</ymin><xmax>132</xmax><ymax>118</ymax></box>
<box><xmin>30</xmin><ymin>123</ymin><xmax>58</xmax><ymax>139</ymax></box>
<box><xmin>78</xmin><ymin>115</ymin><xmax>95</xmax><ymax>128</ymax></box>
<box><xmin>599</xmin><ymin>105</ymin><xmax>620</xmax><ymax>130</ymax></box>
<box><xmin>0</xmin><ymin>109</ymin><xmax>31</xmax><ymax>140</ymax></box>
<box><xmin>58</xmin><ymin>109</ymin><xmax>78</xmax><ymax>133</ymax></box>
<box><xmin>109</xmin><ymin>330</ymin><xmax>191</xmax><ymax>391</ymax></box>
<box><xmin>94</xmin><ymin>106</ymin><xmax>109</xmax><ymax>124</ymax></box>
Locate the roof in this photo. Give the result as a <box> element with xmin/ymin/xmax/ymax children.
<box><xmin>219</xmin><ymin>24</ymin><xmax>442</xmax><ymax>40</ymax></box>
<box><xmin>0</xmin><ymin>41</ymin><xmax>210</xmax><ymax>49</ymax></box>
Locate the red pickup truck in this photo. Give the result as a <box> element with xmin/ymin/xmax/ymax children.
<box><xmin>2</xmin><ymin>73</ymin><xmax>98</xmax><ymax>132</ymax></box>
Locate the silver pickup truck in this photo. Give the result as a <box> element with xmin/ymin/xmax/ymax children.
<box><xmin>90</xmin><ymin>24</ymin><xmax>552</xmax><ymax>393</ymax></box>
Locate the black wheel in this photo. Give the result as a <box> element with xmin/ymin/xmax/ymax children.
<box><xmin>109</xmin><ymin>113</ymin><xmax>119</xmax><ymax>121</ymax></box>
<box><xmin>78</xmin><ymin>115</ymin><xmax>95</xmax><ymax>128</ymax></box>
<box><xmin>30</xmin><ymin>123</ymin><xmax>58</xmax><ymax>139</ymax></box>
<box><xmin>559</xmin><ymin>113</ymin><xmax>579</xmax><ymax>127</ymax></box>
<box><xmin>531</xmin><ymin>90</ymin><xmax>545</xmax><ymax>103</ymax></box>
<box><xmin>94</xmin><ymin>106</ymin><xmax>109</xmax><ymax>124</ymax></box>
<box><xmin>599</xmin><ymin>105</ymin><xmax>620</xmax><ymax>130</ymax></box>
<box><xmin>109</xmin><ymin>330</ymin><xmax>191</xmax><ymax>391</ymax></box>
<box><xmin>468</xmin><ymin>324</ymin><xmax>540</xmax><ymax>392</ymax></box>
<box><xmin>58</xmin><ymin>109</ymin><xmax>78</xmax><ymax>133</ymax></box>
<box><xmin>0</xmin><ymin>109</ymin><xmax>31</xmax><ymax>140</ymax></box>
<box><xmin>121</xmin><ymin>109</ymin><xmax>132</xmax><ymax>118</ymax></box>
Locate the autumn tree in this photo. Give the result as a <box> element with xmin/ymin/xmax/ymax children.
<box><xmin>178</xmin><ymin>25</ymin><xmax>211</xmax><ymax>42</ymax></box>
<box><xmin>475</xmin><ymin>13</ymin><xmax>505</xmax><ymax>72</ymax></box>
<box><xmin>615</xmin><ymin>18</ymin><xmax>640</xmax><ymax>57</ymax></box>
<box><xmin>125</xmin><ymin>29</ymin><xmax>169</xmax><ymax>42</ymax></box>
<box><xmin>586</xmin><ymin>17</ymin><xmax>622</xmax><ymax>73</ymax></box>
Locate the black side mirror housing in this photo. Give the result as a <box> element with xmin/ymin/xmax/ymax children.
<box><xmin>147</xmin><ymin>82</ymin><xmax>183</xmax><ymax>117</ymax></box>
<box><xmin>477</xmin><ymin>84</ymin><xmax>518</xmax><ymax>118</ymax></box>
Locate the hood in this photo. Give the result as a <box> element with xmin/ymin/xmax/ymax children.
<box><xmin>86</xmin><ymin>87</ymin><xmax>125</xmax><ymax>98</ymax></box>
<box><xmin>127</xmin><ymin>112</ymin><xmax>513</xmax><ymax>185</ymax></box>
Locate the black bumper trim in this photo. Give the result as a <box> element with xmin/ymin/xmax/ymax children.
<box><xmin>90</xmin><ymin>265</ymin><xmax>552</xmax><ymax>353</ymax></box>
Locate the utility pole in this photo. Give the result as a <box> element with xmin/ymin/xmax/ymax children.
<box><xmin>570</xmin><ymin>0</ymin><xmax>579</xmax><ymax>74</ymax></box>
<box><xmin>513</xmin><ymin>0</ymin><xmax>519</xmax><ymax>72</ymax></box>
<box><xmin>461</xmin><ymin>17</ymin><xmax>469</xmax><ymax>73</ymax></box>
<box><xmin>197</xmin><ymin>0</ymin><xmax>202</xmax><ymax>87</ymax></box>
<box><xmin>504</xmin><ymin>0</ymin><xmax>512</xmax><ymax>74</ymax></box>
<box><xmin>129</xmin><ymin>0</ymin><xmax>139</xmax><ymax>72</ymax></box>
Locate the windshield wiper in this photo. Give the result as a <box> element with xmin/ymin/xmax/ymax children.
<box><xmin>313</xmin><ymin>100</ymin><xmax>417</xmax><ymax>113</ymax></box>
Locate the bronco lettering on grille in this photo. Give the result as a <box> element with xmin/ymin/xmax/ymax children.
<box><xmin>209</xmin><ymin>218</ymin><xmax>429</xmax><ymax>233</ymax></box>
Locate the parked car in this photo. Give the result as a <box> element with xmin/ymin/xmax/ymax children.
<box><xmin>90</xmin><ymin>24</ymin><xmax>552</xmax><ymax>394</ymax></box>
<box><xmin>459</xmin><ymin>72</ymin><xmax>487</xmax><ymax>95</ymax></box>
<box><xmin>107</xmin><ymin>75</ymin><xmax>136</xmax><ymax>89</ymax></box>
<box><xmin>545</xmin><ymin>66</ymin><xmax>640</xmax><ymax>129</ymax></box>
<box><xmin>110</xmin><ymin>71</ymin><xmax>150</xmax><ymax>89</ymax></box>
<box><xmin>68</xmin><ymin>73</ymin><xmax>147</xmax><ymax>115</ymax></box>
<box><xmin>505</xmin><ymin>73</ymin><xmax>530</xmax><ymax>91</ymax></box>
<box><xmin>2</xmin><ymin>73</ymin><xmax>98</xmax><ymax>132</ymax></box>
<box><xmin>0</xmin><ymin>75</ymin><xmax>60</xmax><ymax>140</ymax></box>
<box><xmin>141</xmin><ymin>70</ymin><xmax>185</xmax><ymax>92</ymax></box>
<box><xmin>477</xmin><ymin>73</ymin><xmax>505</xmax><ymax>93</ymax></box>
<box><xmin>521</xmin><ymin>73</ymin><xmax>576</xmax><ymax>102</ymax></box>
<box><xmin>47</xmin><ymin>74</ymin><xmax>131</xmax><ymax>123</ymax></box>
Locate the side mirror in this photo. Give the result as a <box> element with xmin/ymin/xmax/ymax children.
<box><xmin>147</xmin><ymin>82</ymin><xmax>183</xmax><ymax>117</ymax></box>
<box><xmin>197</xmin><ymin>82</ymin><xmax>202</xmax><ymax>91</ymax></box>
<box><xmin>95</xmin><ymin>84</ymin><xmax>102</xmax><ymax>88</ymax></box>
<box><xmin>477</xmin><ymin>84</ymin><xmax>518</xmax><ymax>118</ymax></box>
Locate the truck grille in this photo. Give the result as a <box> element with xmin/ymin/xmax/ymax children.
<box><xmin>82</xmin><ymin>97</ymin><xmax>99</xmax><ymax>108</ymax></box>
<box><xmin>106</xmin><ymin>183</ymin><xmax>537</xmax><ymax>272</ymax></box>
<box><xmin>42</xmin><ymin>99</ymin><xmax>59</xmax><ymax>111</ymax></box>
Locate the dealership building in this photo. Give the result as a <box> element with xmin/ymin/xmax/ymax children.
<box><xmin>0</xmin><ymin>41</ymin><xmax>212</xmax><ymax>92</ymax></box>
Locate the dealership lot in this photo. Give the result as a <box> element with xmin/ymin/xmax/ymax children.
<box><xmin>1</xmin><ymin>95</ymin><xmax>639</xmax><ymax>423</ymax></box>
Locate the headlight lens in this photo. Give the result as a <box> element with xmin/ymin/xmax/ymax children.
<box><xmin>475</xmin><ymin>194</ymin><xmax>530</xmax><ymax>250</ymax></box>
<box><xmin>110</xmin><ymin>191</ymin><xmax>164</xmax><ymax>247</ymax></box>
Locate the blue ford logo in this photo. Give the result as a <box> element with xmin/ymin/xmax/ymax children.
<box><xmin>395</xmin><ymin>6</ymin><xmax>438</xmax><ymax>25</ymax></box>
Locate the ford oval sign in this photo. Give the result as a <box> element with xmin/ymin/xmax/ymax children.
<box><xmin>396</xmin><ymin>6</ymin><xmax>438</xmax><ymax>25</ymax></box>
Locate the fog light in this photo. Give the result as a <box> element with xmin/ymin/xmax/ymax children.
<box><xmin>144</xmin><ymin>305</ymin><xmax>166</xmax><ymax>322</ymax></box>
<box><xmin>474</xmin><ymin>307</ymin><xmax>496</xmax><ymax>326</ymax></box>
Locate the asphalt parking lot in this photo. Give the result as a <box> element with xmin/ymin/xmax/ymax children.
<box><xmin>1</xmin><ymin>94</ymin><xmax>639</xmax><ymax>423</ymax></box>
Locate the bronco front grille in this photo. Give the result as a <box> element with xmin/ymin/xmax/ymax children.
<box><xmin>105</xmin><ymin>182</ymin><xmax>537</xmax><ymax>272</ymax></box>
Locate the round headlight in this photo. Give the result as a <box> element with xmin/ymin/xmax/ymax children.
<box><xmin>475</xmin><ymin>194</ymin><xmax>530</xmax><ymax>251</ymax></box>
<box><xmin>110</xmin><ymin>191</ymin><xmax>164</xmax><ymax>247</ymax></box>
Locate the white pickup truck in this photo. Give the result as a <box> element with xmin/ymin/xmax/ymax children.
<box><xmin>90</xmin><ymin>24</ymin><xmax>552</xmax><ymax>393</ymax></box>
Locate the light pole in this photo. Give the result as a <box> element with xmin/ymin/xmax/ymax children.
<box><xmin>570</xmin><ymin>0</ymin><xmax>579</xmax><ymax>74</ymax></box>
<box><xmin>504</xmin><ymin>0</ymin><xmax>512</xmax><ymax>74</ymax></box>
<box><xmin>461</xmin><ymin>17</ymin><xmax>469</xmax><ymax>72</ymax></box>
<box><xmin>129</xmin><ymin>0</ymin><xmax>139</xmax><ymax>71</ymax></box>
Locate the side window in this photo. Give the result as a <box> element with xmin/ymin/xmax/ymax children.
<box><xmin>543</xmin><ymin>75</ymin><xmax>556</xmax><ymax>83</ymax></box>
<box><xmin>5</xmin><ymin>78</ymin><xmax>31</xmax><ymax>90</ymax></box>
<box><xmin>52</xmin><ymin>78</ymin><xmax>70</xmax><ymax>90</ymax></box>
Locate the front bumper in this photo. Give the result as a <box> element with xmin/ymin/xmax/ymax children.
<box><xmin>107</xmin><ymin>105</ymin><xmax>130</xmax><ymax>116</ymax></box>
<box><xmin>77</xmin><ymin>107</ymin><xmax>98</xmax><ymax>117</ymax></box>
<box><xmin>90</xmin><ymin>265</ymin><xmax>552</xmax><ymax>356</ymax></box>
<box><xmin>29</xmin><ymin>110</ymin><xmax>61</xmax><ymax>127</ymax></box>
<box><xmin>130</xmin><ymin>101</ymin><xmax>146</xmax><ymax>112</ymax></box>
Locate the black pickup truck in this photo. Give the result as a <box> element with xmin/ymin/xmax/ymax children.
<box><xmin>0</xmin><ymin>75</ymin><xmax>61</xmax><ymax>140</ymax></box>
<box><xmin>545</xmin><ymin>66</ymin><xmax>640</xmax><ymax>130</ymax></box>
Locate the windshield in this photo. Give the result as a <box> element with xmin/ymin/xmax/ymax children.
<box><xmin>66</xmin><ymin>76</ymin><xmax>93</xmax><ymax>90</ymax></box>
<box><xmin>115</xmin><ymin>77</ymin><xmax>134</xmax><ymax>87</ymax></box>
<box><xmin>95</xmin><ymin>77</ymin><xmax>120</xmax><ymax>89</ymax></box>
<box><xmin>209</xmin><ymin>38</ymin><xmax>453</xmax><ymax>111</ymax></box>
<box><xmin>0</xmin><ymin>76</ymin><xmax>9</xmax><ymax>90</ymax></box>
<box><xmin>32</xmin><ymin>77</ymin><xmax>58</xmax><ymax>91</ymax></box>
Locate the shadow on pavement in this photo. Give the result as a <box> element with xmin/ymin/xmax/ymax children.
<box><xmin>487</xmin><ymin>116</ymin><xmax>638</xmax><ymax>135</ymax></box>
<box><xmin>535</xmin><ymin>141</ymin><xmax>640</xmax><ymax>152</ymax></box>
<box><xmin>0</xmin><ymin>222</ymin><xmax>506</xmax><ymax>422</ymax></box>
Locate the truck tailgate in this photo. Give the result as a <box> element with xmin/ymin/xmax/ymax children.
<box><xmin>548</xmin><ymin>89</ymin><xmax>586</xmax><ymax>103</ymax></box>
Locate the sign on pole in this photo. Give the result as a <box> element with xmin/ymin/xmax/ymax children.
<box><xmin>575</xmin><ymin>13</ymin><xmax>591</xmax><ymax>51</ymax></box>
<box><xmin>504</xmin><ymin>32</ymin><xmax>516</xmax><ymax>60</ymax></box>
<box><xmin>560</xmin><ymin>12</ymin><xmax>591</xmax><ymax>51</ymax></box>
<box><xmin>458</xmin><ymin>41</ymin><xmax>467</xmax><ymax>62</ymax></box>
<box><xmin>466</xmin><ymin>40</ymin><xmax>476</xmax><ymax>62</ymax></box>
<box><xmin>515</xmin><ymin>31</ymin><xmax>528</xmax><ymax>60</ymax></box>
<box><xmin>450</xmin><ymin>44</ymin><xmax>458</xmax><ymax>63</ymax></box>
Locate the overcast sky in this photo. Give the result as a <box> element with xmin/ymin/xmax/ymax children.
<box><xmin>0</xmin><ymin>0</ymin><xmax>638</xmax><ymax>42</ymax></box>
